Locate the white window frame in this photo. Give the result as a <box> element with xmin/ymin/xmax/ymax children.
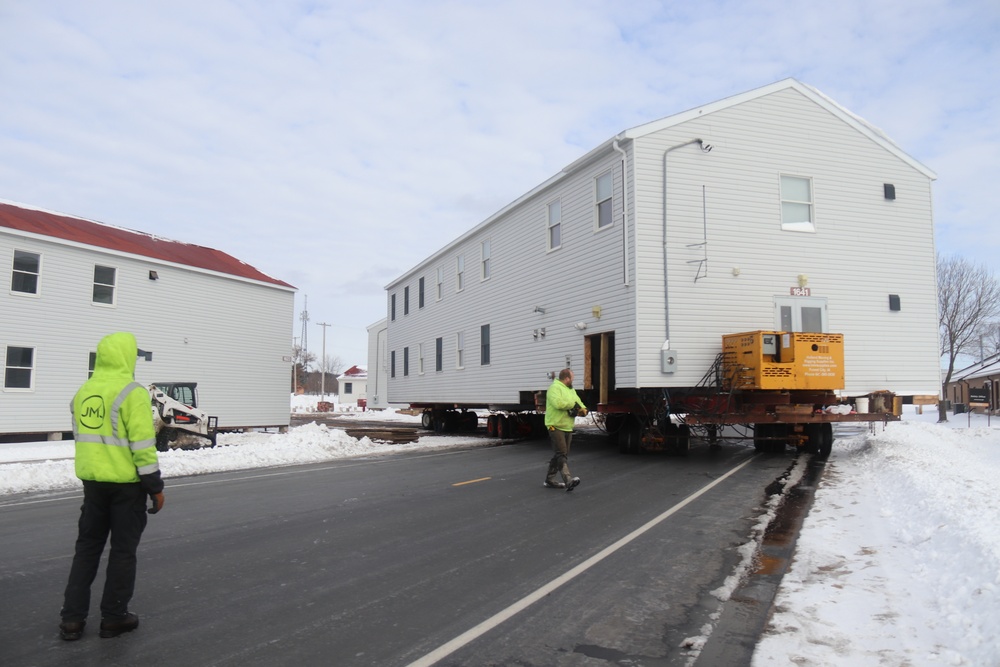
<box><xmin>93</xmin><ymin>264</ymin><xmax>117</xmax><ymax>306</ymax></box>
<box><xmin>456</xmin><ymin>255</ymin><xmax>465</xmax><ymax>292</ymax></box>
<box><xmin>436</xmin><ymin>267</ymin><xmax>444</xmax><ymax>301</ymax></box>
<box><xmin>456</xmin><ymin>331</ymin><xmax>465</xmax><ymax>369</ymax></box>
<box><xmin>4</xmin><ymin>345</ymin><xmax>35</xmax><ymax>391</ymax></box>
<box><xmin>595</xmin><ymin>171</ymin><xmax>613</xmax><ymax>230</ymax></box>
<box><xmin>480</xmin><ymin>324</ymin><xmax>490</xmax><ymax>366</ymax></box>
<box><xmin>11</xmin><ymin>249</ymin><xmax>41</xmax><ymax>296</ymax></box>
<box><xmin>418</xmin><ymin>342</ymin><xmax>425</xmax><ymax>375</ymax></box>
<box><xmin>780</xmin><ymin>175</ymin><xmax>815</xmax><ymax>233</ymax></box>
<box><xmin>481</xmin><ymin>239</ymin><xmax>491</xmax><ymax>281</ymax></box>
<box><xmin>547</xmin><ymin>199</ymin><xmax>562</xmax><ymax>251</ymax></box>
<box><xmin>435</xmin><ymin>337</ymin><xmax>443</xmax><ymax>372</ymax></box>
<box><xmin>403</xmin><ymin>346</ymin><xmax>409</xmax><ymax>377</ymax></box>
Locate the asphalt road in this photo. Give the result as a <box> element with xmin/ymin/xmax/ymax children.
<box><xmin>0</xmin><ymin>430</ymin><xmax>796</xmax><ymax>667</ymax></box>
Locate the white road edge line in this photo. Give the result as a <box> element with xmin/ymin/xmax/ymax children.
<box><xmin>406</xmin><ymin>455</ymin><xmax>758</xmax><ymax>667</ymax></box>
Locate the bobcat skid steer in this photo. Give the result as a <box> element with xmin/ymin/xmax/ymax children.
<box><xmin>149</xmin><ymin>382</ymin><xmax>219</xmax><ymax>452</ymax></box>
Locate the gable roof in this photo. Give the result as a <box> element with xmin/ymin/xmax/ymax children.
<box><xmin>338</xmin><ymin>365</ymin><xmax>367</xmax><ymax>379</ymax></box>
<box><xmin>617</xmin><ymin>78</ymin><xmax>936</xmax><ymax>180</ymax></box>
<box><xmin>0</xmin><ymin>200</ymin><xmax>294</xmax><ymax>289</ymax></box>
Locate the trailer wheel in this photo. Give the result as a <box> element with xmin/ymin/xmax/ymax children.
<box><xmin>804</xmin><ymin>424</ymin><xmax>822</xmax><ymax>455</ymax></box>
<box><xmin>817</xmin><ymin>423</ymin><xmax>833</xmax><ymax>459</ymax></box>
<box><xmin>618</xmin><ymin>423</ymin><xmax>641</xmax><ymax>454</ymax></box>
<box><xmin>421</xmin><ymin>411</ymin><xmax>434</xmax><ymax>430</ymax></box>
<box><xmin>753</xmin><ymin>423</ymin><xmax>769</xmax><ymax>452</ymax></box>
<box><xmin>486</xmin><ymin>414</ymin><xmax>498</xmax><ymax>437</ymax></box>
<box><xmin>496</xmin><ymin>415</ymin><xmax>510</xmax><ymax>440</ymax></box>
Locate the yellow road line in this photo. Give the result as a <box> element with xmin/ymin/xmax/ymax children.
<box><xmin>452</xmin><ymin>477</ymin><xmax>492</xmax><ymax>487</ymax></box>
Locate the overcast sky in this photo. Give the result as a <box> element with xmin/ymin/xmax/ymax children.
<box><xmin>2</xmin><ymin>0</ymin><xmax>998</xmax><ymax>366</ymax></box>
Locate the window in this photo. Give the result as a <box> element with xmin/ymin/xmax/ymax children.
<box><xmin>596</xmin><ymin>171</ymin><xmax>613</xmax><ymax>229</ymax></box>
<box><xmin>418</xmin><ymin>343</ymin><xmax>424</xmax><ymax>374</ymax></box>
<box><xmin>88</xmin><ymin>352</ymin><xmax>96</xmax><ymax>379</ymax></box>
<box><xmin>391</xmin><ymin>293</ymin><xmax>396</xmax><ymax>321</ymax></box>
<box><xmin>547</xmin><ymin>200</ymin><xmax>561</xmax><ymax>250</ymax></box>
<box><xmin>404</xmin><ymin>286</ymin><xmax>410</xmax><ymax>315</ymax></box>
<box><xmin>456</xmin><ymin>255</ymin><xmax>465</xmax><ymax>292</ymax></box>
<box><xmin>403</xmin><ymin>347</ymin><xmax>410</xmax><ymax>376</ymax></box>
<box><xmin>418</xmin><ymin>277</ymin><xmax>425</xmax><ymax>308</ymax></box>
<box><xmin>11</xmin><ymin>250</ymin><xmax>40</xmax><ymax>294</ymax></box>
<box><xmin>436</xmin><ymin>268</ymin><xmax>443</xmax><ymax>301</ymax></box>
<box><xmin>480</xmin><ymin>324</ymin><xmax>490</xmax><ymax>365</ymax></box>
<box><xmin>780</xmin><ymin>175</ymin><xmax>814</xmax><ymax>232</ymax></box>
<box><xmin>456</xmin><ymin>332</ymin><xmax>465</xmax><ymax>369</ymax></box>
<box><xmin>4</xmin><ymin>346</ymin><xmax>34</xmax><ymax>389</ymax></box>
<box><xmin>775</xmin><ymin>296</ymin><xmax>828</xmax><ymax>332</ymax></box>
<box><xmin>344</xmin><ymin>382</ymin><xmax>353</xmax><ymax>394</ymax></box>
<box><xmin>435</xmin><ymin>337</ymin><xmax>443</xmax><ymax>372</ymax></box>
<box><xmin>390</xmin><ymin>350</ymin><xmax>396</xmax><ymax>378</ymax></box>
<box><xmin>93</xmin><ymin>265</ymin><xmax>116</xmax><ymax>305</ymax></box>
<box><xmin>481</xmin><ymin>239</ymin><xmax>491</xmax><ymax>280</ymax></box>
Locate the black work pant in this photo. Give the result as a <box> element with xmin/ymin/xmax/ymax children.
<box><xmin>61</xmin><ymin>481</ymin><xmax>148</xmax><ymax>621</ymax></box>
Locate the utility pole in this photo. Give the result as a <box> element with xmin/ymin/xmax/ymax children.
<box><xmin>318</xmin><ymin>322</ymin><xmax>331</xmax><ymax>402</ymax></box>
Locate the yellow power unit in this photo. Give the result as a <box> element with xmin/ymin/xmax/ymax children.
<box><xmin>722</xmin><ymin>331</ymin><xmax>845</xmax><ymax>391</ymax></box>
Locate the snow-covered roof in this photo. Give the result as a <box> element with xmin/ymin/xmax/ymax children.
<box><xmin>0</xmin><ymin>199</ymin><xmax>294</xmax><ymax>289</ymax></box>
<box><xmin>952</xmin><ymin>354</ymin><xmax>1000</xmax><ymax>382</ymax></box>
<box><xmin>338</xmin><ymin>365</ymin><xmax>367</xmax><ymax>380</ymax></box>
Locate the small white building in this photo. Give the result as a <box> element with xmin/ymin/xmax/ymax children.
<box><xmin>336</xmin><ymin>365</ymin><xmax>368</xmax><ymax>406</ymax></box>
<box><xmin>1</xmin><ymin>200</ymin><xmax>296</xmax><ymax>439</ymax></box>
<box><xmin>379</xmin><ymin>79</ymin><xmax>941</xmax><ymax>414</ymax></box>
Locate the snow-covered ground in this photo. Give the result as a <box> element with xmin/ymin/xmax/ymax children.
<box><xmin>2</xmin><ymin>397</ymin><xmax>997</xmax><ymax>665</ymax></box>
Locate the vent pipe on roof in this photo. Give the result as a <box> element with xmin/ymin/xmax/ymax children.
<box><xmin>661</xmin><ymin>139</ymin><xmax>713</xmax><ymax>373</ymax></box>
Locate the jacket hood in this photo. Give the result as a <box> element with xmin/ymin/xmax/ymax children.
<box><xmin>93</xmin><ymin>331</ymin><xmax>138</xmax><ymax>379</ymax></box>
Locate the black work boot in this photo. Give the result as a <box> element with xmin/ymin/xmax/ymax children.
<box><xmin>59</xmin><ymin>620</ymin><xmax>85</xmax><ymax>641</ymax></box>
<box><xmin>99</xmin><ymin>612</ymin><xmax>139</xmax><ymax>638</ymax></box>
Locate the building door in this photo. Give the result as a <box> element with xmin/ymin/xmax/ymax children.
<box><xmin>774</xmin><ymin>296</ymin><xmax>828</xmax><ymax>333</ymax></box>
<box><xmin>583</xmin><ymin>332</ymin><xmax>615</xmax><ymax>406</ymax></box>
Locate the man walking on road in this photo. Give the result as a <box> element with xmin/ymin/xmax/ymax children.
<box><xmin>59</xmin><ymin>332</ymin><xmax>165</xmax><ymax>641</ymax></box>
<box><xmin>544</xmin><ymin>368</ymin><xmax>587</xmax><ymax>492</ymax></box>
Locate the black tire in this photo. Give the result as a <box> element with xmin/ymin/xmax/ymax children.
<box><xmin>804</xmin><ymin>423</ymin><xmax>822</xmax><ymax>455</ymax></box>
<box><xmin>486</xmin><ymin>414</ymin><xmax>498</xmax><ymax>437</ymax></box>
<box><xmin>155</xmin><ymin>429</ymin><xmax>172</xmax><ymax>452</ymax></box>
<box><xmin>421</xmin><ymin>411</ymin><xmax>434</xmax><ymax>430</ymax></box>
<box><xmin>753</xmin><ymin>423</ymin><xmax>769</xmax><ymax>452</ymax></box>
<box><xmin>497</xmin><ymin>415</ymin><xmax>511</xmax><ymax>440</ymax></box>
<box><xmin>817</xmin><ymin>423</ymin><xmax>833</xmax><ymax>459</ymax></box>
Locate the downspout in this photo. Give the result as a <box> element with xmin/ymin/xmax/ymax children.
<box><xmin>661</xmin><ymin>138</ymin><xmax>712</xmax><ymax>372</ymax></box>
<box><xmin>612</xmin><ymin>138</ymin><xmax>629</xmax><ymax>286</ymax></box>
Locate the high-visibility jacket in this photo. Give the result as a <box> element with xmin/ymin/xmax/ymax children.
<box><xmin>544</xmin><ymin>378</ymin><xmax>587</xmax><ymax>432</ymax></box>
<box><xmin>71</xmin><ymin>332</ymin><xmax>162</xmax><ymax>492</ymax></box>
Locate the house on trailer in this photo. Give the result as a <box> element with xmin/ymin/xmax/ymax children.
<box><xmin>337</xmin><ymin>365</ymin><xmax>368</xmax><ymax>407</ymax></box>
<box><xmin>380</xmin><ymin>78</ymin><xmax>941</xmax><ymax>419</ymax></box>
<box><xmin>1</xmin><ymin>200</ymin><xmax>296</xmax><ymax>440</ymax></box>
<box><xmin>945</xmin><ymin>355</ymin><xmax>1000</xmax><ymax>414</ymax></box>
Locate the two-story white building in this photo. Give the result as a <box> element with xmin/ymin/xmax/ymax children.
<box><xmin>378</xmin><ymin>79</ymin><xmax>941</xmax><ymax>436</ymax></box>
<box><xmin>1</xmin><ymin>200</ymin><xmax>296</xmax><ymax>440</ymax></box>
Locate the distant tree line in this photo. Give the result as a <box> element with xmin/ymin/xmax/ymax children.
<box><xmin>291</xmin><ymin>343</ymin><xmax>344</xmax><ymax>395</ymax></box>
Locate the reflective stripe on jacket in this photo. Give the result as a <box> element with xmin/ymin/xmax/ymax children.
<box><xmin>544</xmin><ymin>378</ymin><xmax>586</xmax><ymax>432</ymax></box>
<box><xmin>72</xmin><ymin>332</ymin><xmax>159</xmax><ymax>484</ymax></box>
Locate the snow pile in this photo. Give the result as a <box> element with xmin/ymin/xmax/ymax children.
<box><xmin>752</xmin><ymin>415</ymin><xmax>1000</xmax><ymax>666</ymax></box>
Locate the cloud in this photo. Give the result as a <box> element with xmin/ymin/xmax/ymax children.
<box><xmin>2</xmin><ymin>0</ymin><xmax>999</xmax><ymax>363</ymax></box>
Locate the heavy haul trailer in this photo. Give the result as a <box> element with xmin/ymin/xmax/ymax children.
<box><xmin>411</xmin><ymin>332</ymin><xmax>899</xmax><ymax>458</ymax></box>
<box><xmin>600</xmin><ymin>331</ymin><xmax>899</xmax><ymax>459</ymax></box>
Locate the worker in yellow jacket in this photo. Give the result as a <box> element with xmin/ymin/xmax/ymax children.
<box><xmin>544</xmin><ymin>368</ymin><xmax>587</xmax><ymax>492</ymax></box>
<box><xmin>59</xmin><ymin>332</ymin><xmax>165</xmax><ymax>641</ymax></box>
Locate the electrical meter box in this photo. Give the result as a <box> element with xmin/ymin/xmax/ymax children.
<box><xmin>721</xmin><ymin>331</ymin><xmax>845</xmax><ymax>391</ymax></box>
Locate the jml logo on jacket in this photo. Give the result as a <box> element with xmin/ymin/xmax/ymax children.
<box><xmin>71</xmin><ymin>332</ymin><xmax>160</xmax><ymax>484</ymax></box>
